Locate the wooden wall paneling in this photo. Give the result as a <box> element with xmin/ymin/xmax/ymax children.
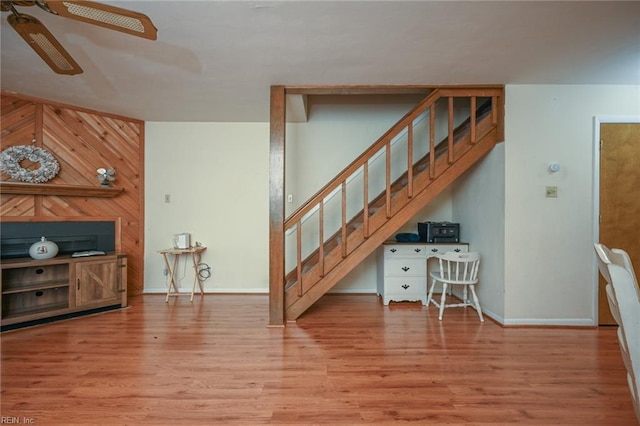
<box><xmin>43</xmin><ymin>106</ymin><xmax>105</xmax><ymax>185</ymax></box>
<box><xmin>1</xmin><ymin>92</ymin><xmax>145</xmax><ymax>297</ymax></box>
<box><xmin>0</xmin><ymin>97</ymin><xmax>37</xmax><ymax>146</ymax></box>
<box><xmin>34</xmin><ymin>104</ymin><xmax>45</xmax><ymax>215</ymax></box>
<box><xmin>42</xmin><ymin>110</ymin><xmax>87</xmax><ymax>184</ymax></box>
<box><xmin>0</xmin><ymin>97</ymin><xmax>37</xmax><ymax>215</ymax></box>
<box><xmin>0</xmin><ymin>195</ymin><xmax>35</xmax><ymax>216</ymax></box>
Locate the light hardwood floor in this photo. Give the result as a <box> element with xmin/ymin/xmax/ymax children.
<box><xmin>1</xmin><ymin>294</ymin><xmax>637</xmax><ymax>425</ymax></box>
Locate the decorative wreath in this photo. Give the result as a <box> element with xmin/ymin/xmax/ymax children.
<box><xmin>0</xmin><ymin>145</ymin><xmax>60</xmax><ymax>183</ymax></box>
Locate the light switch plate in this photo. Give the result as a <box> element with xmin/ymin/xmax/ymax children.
<box><xmin>546</xmin><ymin>186</ymin><xmax>558</xmax><ymax>198</ymax></box>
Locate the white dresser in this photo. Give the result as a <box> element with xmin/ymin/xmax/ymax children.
<box><xmin>376</xmin><ymin>242</ymin><xmax>469</xmax><ymax>305</ymax></box>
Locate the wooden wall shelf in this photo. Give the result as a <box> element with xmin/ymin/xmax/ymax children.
<box><xmin>0</xmin><ymin>182</ymin><xmax>123</xmax><ymax>198</ymax></box>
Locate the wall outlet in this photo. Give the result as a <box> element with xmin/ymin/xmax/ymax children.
<box><xmin>546</xmin><ymin>186</ymin><xmax>558</xmax><ymax>198</ymax></box>
<box><xmin>162</xmin><ymin>268</ymin><xmax>168</xmax><ymax>276</ymax></box>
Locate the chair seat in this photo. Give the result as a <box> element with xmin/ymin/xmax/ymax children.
<box><xmin>427</xmin><ymin>251</ymin><xmax>483</xmax><ymax>322</ymax></box>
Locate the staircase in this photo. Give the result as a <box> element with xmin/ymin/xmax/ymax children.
<box><xmin>269</xmin><ymin>86</ymin><xmax>504</xmax><ymax>324</ymax></box>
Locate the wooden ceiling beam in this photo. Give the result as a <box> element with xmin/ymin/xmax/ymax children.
<box><xmin>284</xmin><ymin>85</ymin><xmax>503</xmax><ymax>96</ymax></box>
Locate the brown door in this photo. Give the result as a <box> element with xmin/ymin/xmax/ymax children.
<box><xmin>598</xmin><ymin>122</ymin><xmax>640</xmax><ymax>325</ymax></box>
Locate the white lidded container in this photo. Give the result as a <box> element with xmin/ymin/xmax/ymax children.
<box><xmin>29</xmin><ymin>236</ymin><xmax>59</xmax><ymax>260</ymax></box>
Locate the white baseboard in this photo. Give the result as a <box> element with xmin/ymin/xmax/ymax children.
<box><xmin>327</xmin><ymin>289</ymin><xmax>377</xmax><ymax>294</ymax></box>
<box><xmin>143</xmin><ymin>287</ymin><xmax>378</xmax><ymax>295</ymax></box>
<box><xmin>455</xmin><ymin>307</ymin><xmax>595</xmax><ymax>327</ymax></box>
<box><xmin>144</xmin><ymin>286</ymin><xmax>268</xmax><ymax>294</ymax></box>
<box><xmin>502</xmin><ymin>318</ymin><xmax>596</xmax><ymax>327</ymax></box>
<box><xmin>141</xmin><ymin>289</ymin><xmax>596</xmax><ymax>326</ymax></box>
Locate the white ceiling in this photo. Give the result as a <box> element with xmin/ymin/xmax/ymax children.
<box><xmin>1</xmin><ymin>1</ymin><xmax>638</xmax><ymax>122</ymax></box>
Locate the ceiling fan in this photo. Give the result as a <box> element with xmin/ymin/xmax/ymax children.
<box><xmin>1</xmin><ymin>0</ymin><xmax>157</xmax><ymax>75</ymax></box>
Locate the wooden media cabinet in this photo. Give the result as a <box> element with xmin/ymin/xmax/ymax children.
<box><xmin>1</xmin><ymin>253</ymin><xmax>127</xmax><ymax>331</ymax></box>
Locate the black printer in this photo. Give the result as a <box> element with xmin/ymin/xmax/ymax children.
<box><xmin>418</xmin><ymin>221</ymin><xmax>460</xmax><ymax>243</ymax></box>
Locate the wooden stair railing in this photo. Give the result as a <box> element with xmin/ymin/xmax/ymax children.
<box><xmin>283</xmin><ymin>97</ymin><xmax>494</xmax><ymax>292</ymax></box>
<box><xmin>272</xmin><ymin>86</ymin><xmax>504</xmax><ymax>324</ymax></box>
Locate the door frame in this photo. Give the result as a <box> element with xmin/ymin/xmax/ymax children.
<box><xmin>592</xmin><ymin>116</ymin><xmax>640</xmax><ymax>324</ymax></box>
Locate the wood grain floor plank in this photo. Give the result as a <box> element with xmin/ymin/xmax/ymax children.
<box><xmin>1</xmin><ymin>294</ymin><xmax>637</xmax><ymax>425</ymax></box>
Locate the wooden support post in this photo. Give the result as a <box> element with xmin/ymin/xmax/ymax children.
<box><xmin>269</xmin><ymin>85</ymin><xmax>286</xmax><ymax>327</ymax></box>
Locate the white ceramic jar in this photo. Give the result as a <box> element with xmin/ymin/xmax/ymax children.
<box><xmin>29</xmin><ymin>236</ymin><xmax>59</xmax><ymax>260</ymax></box>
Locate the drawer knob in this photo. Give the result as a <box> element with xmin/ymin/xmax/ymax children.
<box><xmin>401</xmin><ymin>266</ymin><xmax>410</xmax><ymax>272</ymax></box>
<box><xmin>402</xmin><ymin>284</ymin><xmax>410</xmax><ymax>290</ymax></box>
<box><xmin>414</xmin><ymin>248</ymin><xmax>421</xmax><ymax>253</ymax></box>
<box><xmin>390</xmin><ymin>248</ymin><xmax>397</xmax><ymax>253</ymax></box>
<box><xmin>431</xmin><ymin>248</ymin><xmax>439</xmax><ymax>252</ymax></box>
<box><xmin>454</xmin><ymin>248</ymin><xmax>461</xmax><ymax>252</ymax></box>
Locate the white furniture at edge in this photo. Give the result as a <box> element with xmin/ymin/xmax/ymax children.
<box><xmin>427</xmin><ymin>251</ymin><xmax>484</xmax><ymax>322</ymax></box>
<box><xmin>594</xmin><ymin>243</ymin><xmax>640</xmax><ymax>423</ymax></box>
<box><xmin>377</xmin><ymin>242</ymin><xmax>468</xmax><ymax>305</ymax></box>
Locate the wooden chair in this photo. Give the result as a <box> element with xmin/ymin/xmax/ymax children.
<box><xmin>594</xmin><ymin>243</ymin><xmax>640</xmax><ymax>423</ymax></box>
<box><xmin>427</xmin><ymin>251</ymin><xmax>483</xmax><ymax>322</ymax></box>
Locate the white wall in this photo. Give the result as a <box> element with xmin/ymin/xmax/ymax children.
<box><xmin>144</xmin><ymin>122</ymin><xmax>269</xmax><ymax>294</ymax></box>
<box><xmin>143</xmin><ymin>98</ymin><xmax>455</xmax><ymax>295</ymax></box>
<box><xmin>287</xmin><ymin>96</ymin><xmax>419</xmax><ymax>204</ymax></box>
<box><xmin>452</xmin><ymin>143</ymin><xmax>506</xmax><ymax>321</ymax></box>
<box><xmin>503</xmin><ymin>85</ymin><xmax>640</xmax><ymax>325</ymax></box>
<box><xmin>142</xmin><ymin>85</ymin><xmax>639</xmax><ymax>324</ymax></box>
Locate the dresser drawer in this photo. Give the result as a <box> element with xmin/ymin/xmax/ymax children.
<box><xmin>383</xmin><ymin>277</ymin><xmax>427</xmax><ymax>304</ymax></box>
<box><xmin>384</xmin><ymin>259</ymin><xmax>425</xmax><ymax>276</ymax></box>
<box><xmin>425</xmin><ymin>244</ymin><xmax>468</xmax><ymax>256</ymax></box>
<box><xmin>383</xmin><ymin>244</ymin><xmax>426</xmax><ymax>258</ymax></box>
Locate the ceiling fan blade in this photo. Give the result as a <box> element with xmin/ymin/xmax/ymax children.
<box><xmin>44</xmin><ymin>1</ymin><xmax>157</xmax><ymax>40</ymax></box>
<box><xmin>7</xmin><ymin>12</ymin><xmax>82</xmax><ymax>75</ymax></box>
